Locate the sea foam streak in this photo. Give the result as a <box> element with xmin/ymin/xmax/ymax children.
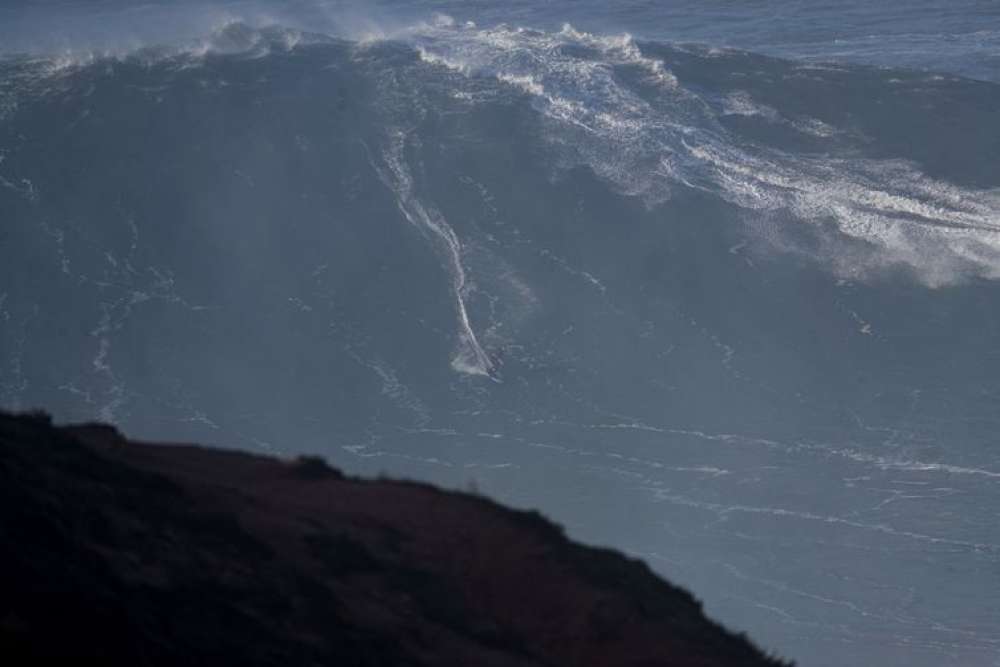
<box><xmin>371</xmin><ymin>131</ymin><xmax>493</xmax><ymax>377</ymax></box>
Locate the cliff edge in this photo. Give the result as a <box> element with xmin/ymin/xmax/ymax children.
<box><xmin>0</xmin><ymin>411</ymin><xmax>790</xmax><ymax>666</ymax></box>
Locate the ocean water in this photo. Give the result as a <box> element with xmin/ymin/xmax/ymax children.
<box><xmin>2</xmin><ymin>2</ymin><xmax>999</xmax><ymax>664</ymax></box>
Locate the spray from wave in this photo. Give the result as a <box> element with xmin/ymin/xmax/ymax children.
<box><xmin>402</xmin><ymin>18</ymin><xmax>1000</xmax><ymax>287</ymax></box>
<box><xmin>4</xmin><ymin>6</ymin><xmax>1000</xmax><ymax>664</ymax></box>
<box><xmin>5</xmin><ymin>8</ymin><xmax>999</xmax><ymax>287</ymax></box>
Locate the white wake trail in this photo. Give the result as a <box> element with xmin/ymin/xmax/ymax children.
<box><xmin>373</xmin><ymin>130</ymin><xmax>493</xmax><ymax>377</ymax></box>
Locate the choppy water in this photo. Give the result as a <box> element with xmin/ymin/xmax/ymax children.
<box><xmin>2</xmin><ymin>2</ymin><xmax>999</xmax><ymax>665</ymax></box>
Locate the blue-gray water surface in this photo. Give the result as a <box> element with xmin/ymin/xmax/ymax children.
<box><xmin>2</xmin><ymin>2</ymin><xmax>999</xmax><ymax>664</ymax></box>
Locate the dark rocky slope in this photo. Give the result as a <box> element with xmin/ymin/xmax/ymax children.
<box><xmin>0</xmin><ymin>411</ymin><xmax>790</xmax><ymax>666</ymax></box>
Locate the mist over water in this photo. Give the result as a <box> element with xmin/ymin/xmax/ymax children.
<box><xmin>4</xmin><ymin>1</ymin><xmax>1000</xmax><ymax>81</ymax></box>
<box><xmin>2</xmin><ymin>2</ymin><xmax>1000</xmax><ymax>665</ymax></box>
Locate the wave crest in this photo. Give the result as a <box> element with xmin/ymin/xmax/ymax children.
<box><xmin>407</xmin><ymin>20</ymin><xmax>1000</xmax><ymax>286</ymax></box>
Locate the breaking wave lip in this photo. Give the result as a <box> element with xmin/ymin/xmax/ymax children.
<box><xmin>0</xmin><ymin>20</ymin><xmax>324</xmax><ymax>78</ymax></box>
<box><xmin>6</xmin><ymin>15</ymin><xmax>1000</xmax><ymax>289</ymax></box>
<box><xmin>403</xmin><ymin>18</ymin><xmax>1000</xmax><ymax>287</ymax></box>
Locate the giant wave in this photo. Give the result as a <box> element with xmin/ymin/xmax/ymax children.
<box><xmin>2</xmin><ymin>16</ymin><xmax>1000</xmax><ymax>667</ymax></box>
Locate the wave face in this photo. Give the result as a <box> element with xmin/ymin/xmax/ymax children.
<box><xmin>2</xmin><ymin>10</ymin><xmax>1000</xmax><ymax>667</ymax></box>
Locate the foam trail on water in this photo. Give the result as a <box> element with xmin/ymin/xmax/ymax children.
<box><xmin>372</xmin><ymin>131</ymin><xmax>492</xmax><ymax>377</ymax></box>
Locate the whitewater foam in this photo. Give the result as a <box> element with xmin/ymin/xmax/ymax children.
<box><xmin>404</xmin><ymin>19</ymin><xmax>1000</xmax><ymax>286</ymax></box>
<box><xmin>14</xmin><ymin>8</ymin><xmax>995</xmax><ymax>287</ymax></box>
<box><xmin>721</xmin><ymin>91</ymin><xmax>780</xmax><ymax>120</ymax></box>
<box><xmin>7</xmin><ymin>15</ymin><xmax>1000</xmax><ymax>289</ymax></box>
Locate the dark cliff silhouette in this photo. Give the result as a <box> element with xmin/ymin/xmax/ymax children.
<box><xmin>0</xmin><ymin>410</ymin><xmax>791</xmax><ymax>666</ymax></box>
